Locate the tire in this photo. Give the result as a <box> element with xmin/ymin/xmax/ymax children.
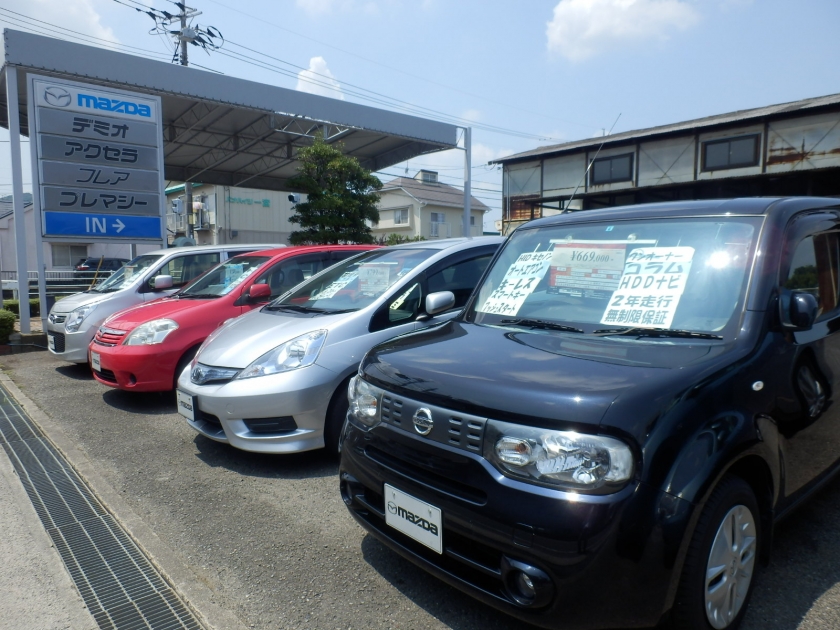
<box><xmin>796</xmin><ymin>360</ymin><xmax>827</xmax><ymax>419</ymax></box>
<box><xmin>324</xmin><ymin>377</ymin><xmax>352</xmax><ymax>456</ymax></box>
<box><xmin>669</xmin><ymin>476</ymin><xmax>761</xmax><ymax>630</ymax></box>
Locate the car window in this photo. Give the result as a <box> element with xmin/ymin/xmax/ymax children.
<box><xmin>426</xmin><ymin>254</ymin><xmax>493</xmax><ymax>309</ymax></box>
<box><xmin>785</xmin><ymin>233</ymin><xmax>840</xmax><ymax>319</ymax></box>
<box><xmin>154</xmin><ymin>253</ymin><xmax>221</xmax><ymax>289</ymax></box>
<box><xmin>255</xmin><ymin>253</ymin><xmax>332</xmax><ymax>298</ymax></box>
<box><xmin>92</xmin><ymin>254</ymin><xmax>162</xmax><ymax>293</ymax></box>
<box><xmin>180</xmin><ymin>255</ymin><xmax>271</xmax><ymax>297</ymax></box>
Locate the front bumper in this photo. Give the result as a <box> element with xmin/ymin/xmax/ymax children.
<box><xmin>47</xmin><ymin>318</ymin><xmax>97</xmax><ymax>363</ymax></box>
<box><xmin>90</xmin><ymin>341</ymin><xmax>182</xmax><ymax>391</ymax></box>
<box><xmin>340</xmin><ymin>419</ymin><xmax>694</xmax><ymax>630</ymax></box>
<box><xmin>177</xmin><ymin>363</ymin><xmax>340</xmax><ymax>453</ymax></box>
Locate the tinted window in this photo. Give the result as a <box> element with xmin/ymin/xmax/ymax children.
<box><xmin>156</xmin><ymin>253</ymin><xmax>220</xmax><ymax>288</ymax></box>
<box><xmin>590</xmin><ymin>154</ymin><xmax>634</xmax><ymax>185</ymax></box>
<box><xmin>93</xmin><ymin>254</ymin><xmax>162</xmax><ymax>293</ymax></box>
<box><xmin>256</xmin><ymin>253</ymin><xmax>332</xmax><ymax>298</ymax></box>
<box><xmin>702</xmin><ymin>135</ymin><xmax>759</xmax><ymax>171</ymax></box>
<box><xmin>180</xmin><ymin>256</ymin><xmax>271</xmax><ymax>297</ymax></box>
<box><xmin>427</xmin><ymin>254</ymin><xmax>493</xmax><ymax>308</ymax></box>
<box><xmin>786</xmin><ymin>233</ymin><xmax>840</xmax><ymax>318</ymax></box>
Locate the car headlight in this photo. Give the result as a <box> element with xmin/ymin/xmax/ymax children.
<box><xmin>123</xmin><ymin>319</ymin><xmax>179</xmax><ymax>345</ymax></box>
<box><xmin>236</xmin><ymin>330</ymin><xmax>327</xmax><ymax>379</ymax></box>
<box><xmin>347</xmin><ymin>375</ymin><xmax>382</xmax><ymax>428</ymax></box>
<box><xmin>484</xmin><ymin>420</ymin><xmax>634</xmax><ymax>492</ymax></box>
<box><xmin>64</xmin><ymin>303</ymin><xmax>98</xmax><ymax>333</ymax></box>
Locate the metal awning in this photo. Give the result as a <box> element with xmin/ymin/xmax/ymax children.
<box><xmin>0</xmin><ymin>29</ymin><xmax>459</xmax><ymax>191</ymax></box>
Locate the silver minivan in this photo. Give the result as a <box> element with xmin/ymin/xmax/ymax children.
<box><xmin>47</xmin><ymin>243</ymin><xmax>281</xmax><ymax>363</ymax></box>
<box><xmin>177</xmin><ymin>237</ymin><xmax>503</xmax><ymax>454</ymax></box>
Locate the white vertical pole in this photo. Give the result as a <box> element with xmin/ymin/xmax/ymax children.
<box><xmin>463</xmin><ymin>126</ymin><xmax>472</xmax><ymax>239</ymax></box>
<box><xmin>26</xmin><ymin>72</ymin><xmax>48</xmax><ymax>331</ymax></box>
<box><xmin>6</xmin><ymin>66</ymin><xmax>30</xmax><ymax>333</ymax></box>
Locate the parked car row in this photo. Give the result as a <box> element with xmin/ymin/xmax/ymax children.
<box><xmin>45</xmin><ymin>198</ymin><xmax>840</xmax><ymax>630</ymax></box>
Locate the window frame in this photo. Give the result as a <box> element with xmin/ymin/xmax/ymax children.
<box><xmin>589</xmin><ymin>153</ymin><xmax>634</xmax><ymax>185</ymax></box>
<box><xmin>394</xmin><ymin>207</ymin><xmax>409</xmax><ymax>225</ymax></box>
<box><xmin>52</xmin><ymin>243</ymin><xmax>88</xmax><ymax>269</ymax></box>
<box><xmin>701</xmin><ymin>134</ymin><xmax>761</xmax><ymax>172</ymax></box>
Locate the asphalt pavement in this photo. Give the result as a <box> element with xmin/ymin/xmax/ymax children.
<box><xmin>1</xmin><ymin>350</ymin><xmax>840</xmax><ymax>630</ymax></box>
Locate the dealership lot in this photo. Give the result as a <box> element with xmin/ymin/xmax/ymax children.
<box><xmin>2</xmin><ymin>350</ymin><xmax>839</xmax><ymax>630</ymax></box>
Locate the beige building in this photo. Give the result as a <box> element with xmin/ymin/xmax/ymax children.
<box><xmin>374</xmin><ymin>170</ymin><xmax>488</xmax><ymax>241</ymax></box>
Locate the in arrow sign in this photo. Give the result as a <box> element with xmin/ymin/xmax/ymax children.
<box><xmin>112</xmin><ymin>218</ymin><xmax>125</xmax><ymax>233</ymax></box>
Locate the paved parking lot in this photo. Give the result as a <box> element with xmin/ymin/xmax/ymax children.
<box><xmin>2</xmin><ymin>350</ymin><xmax>840</xmax><ymax>630</ymax></box>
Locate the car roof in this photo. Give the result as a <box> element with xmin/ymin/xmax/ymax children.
<box><xmin>142</xmin><ymin>243</ymin><xmax>284</xmax><ymax>256</ymax></box>
<box><xmin>524</xmin><ymin>197</ymin><xmax>840</xmax><ymax>230</ymax></box>
<box><xmin>386</xmin><ymin>236</ymin><xmax>505</xmax><ymax>251</ymax></box>
<box><xmin>230</xmin><ymin>245</ymin><xmax>375</xmax><ymax>258</ymax></box>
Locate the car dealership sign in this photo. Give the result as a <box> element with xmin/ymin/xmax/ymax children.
<box><xmin>29</xmin><ymin>76</ymin><xmax>165</xmax><ymax>241</ymax></box>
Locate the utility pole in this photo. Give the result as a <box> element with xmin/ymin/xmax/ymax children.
<box><xmin>176</xmin><ymin>3</ymin><xmax>201</xmax><ymax>241</ymax></box>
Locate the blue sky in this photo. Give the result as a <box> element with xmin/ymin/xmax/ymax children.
<box><xmin>2</xmin><ymin>0</ymin><xmax>840</xmax><ymax>228</ymax></box>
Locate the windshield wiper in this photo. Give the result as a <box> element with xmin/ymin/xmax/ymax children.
<box><xmin>265</xmin><ymin>303</ymin><xmax>326</xmax><ymax>313</ymax></box>
<box><xmin>592</xmin><ymin>327</ymin><xmax>723</xmax><ymax>340</ymax></box>
<box><xmin>499</xmin><ymin>318</ymin><xmax>584</xmax><ymax>333</ymax></box>
<box><xmin>177</xmin><ymin>293</ymin><xmax>219</xmax><ymax>299</ymax></box>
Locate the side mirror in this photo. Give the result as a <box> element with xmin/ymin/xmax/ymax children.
<box><xmin>425</xmin><ymin>291</ymin><xmax>456</xmax><ymax>317</ymax></box>
<box><xmin>153</xmin><ymin>275</ymin><xmax>174</xmax><ymax>290</ymax></box>
<box><xmin>780</xmin><ymin>290</ymin><xmax>818</xmax><ymax>330</ymax></box>
<box><xmin>249</xmin><ymin>283</ymin><xmax>271</xmax><ymax>301</ymax></box>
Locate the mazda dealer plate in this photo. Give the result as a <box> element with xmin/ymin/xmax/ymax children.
<box><xmin>384</xmin><ymin>484</ymin><xmax>442</xmax><ymax>554</ymax></box>
<box><xmin>90</xmin><ymin>351</ymin><xmax>101</xmax><ymax>372</ymax></box>
<box><xmin>176</xmin><ymin>390</ymin><xmax>196</xmax><ymax>421</ymax></box>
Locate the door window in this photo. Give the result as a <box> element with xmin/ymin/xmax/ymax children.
<box><xmin>426</xmin><ymin>254</ymin><xmax>494</xmax><ymax>309</ymax></box>
<box><xmin>153</xmin><ymin>253</ymin><xmax>220</xmax><ymax>289</ymax></box>
<box><xmin>256</xmin><ymin>253</ymin><xmax>332</xmax><ymax>298</ymax></box>
<box><xmin>785</xmin><ymin>233</ymin><xmax>840</xmax><ymax>319</ymax></box>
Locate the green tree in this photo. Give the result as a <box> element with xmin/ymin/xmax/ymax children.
<box><xmin>286</xmin><ymin>135</ymin><xmax>383</xmax><ymax>244</ymax></box>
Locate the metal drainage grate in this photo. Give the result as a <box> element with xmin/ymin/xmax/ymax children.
<box><xmin>0</xmin><ymin>386</ymin><xmax>204</xmax><ymax>630</ymax></box>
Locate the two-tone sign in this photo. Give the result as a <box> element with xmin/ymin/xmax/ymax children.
<box><xmin>28</xmin><ymin>76</ymin><xmax>164</xmax><ymax>241</ymax></box>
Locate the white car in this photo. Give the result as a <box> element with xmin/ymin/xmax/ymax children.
<box><xmin>47</xmin><ymin>243</ymin><xmax>282</xmax><ymax>363</ymax></box>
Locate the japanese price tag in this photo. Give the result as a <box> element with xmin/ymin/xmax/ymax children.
<box><xmin>600</xmin><ymin>246</ymin><xmax>694</xmax><ymax>328</ymax></box>
<box><xmin>549</xmin><ymin>241</ymin><xmax>627</xmax><ymax>297</ymax></box>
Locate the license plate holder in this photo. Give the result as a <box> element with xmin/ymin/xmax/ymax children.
<box><xmin>90</xmin><ymin>351</ymin><xmax>101</xmax><ymax>372</ymax></box>
<box><xmin>176</xmin><ymin>390</ymin><xmax>196</xmax><ymax>421</ymax></box>
<box><xmin>384</xmin><ymin>484</ymin><xmax>442</xmax><ymax>554</ymax></box>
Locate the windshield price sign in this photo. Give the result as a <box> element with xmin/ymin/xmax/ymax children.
<box><xmin>600</xmin><ymin>247</ymin><xmax>695</xmax><ymax>328</ymax></box>
<box><xmin>29</xmin><ymin>75</ymin><xmax>164</xmax><ymax>241</ymax></box>
<box><xmin>478</xmin><ymin>251</ymin><xmax>554</xmax><ymax>316</ymax></box>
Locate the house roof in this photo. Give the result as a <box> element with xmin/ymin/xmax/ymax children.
<box><xmin>380</xmin><ymin>177</ymin><xmax>490</xmax><ymax>212</ymax></box>
<box><xmin>492</xmin><ymin>92</ymin><xmax>840</xmax><ymax>165</ymax></box>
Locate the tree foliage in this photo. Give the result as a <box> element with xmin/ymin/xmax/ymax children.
<box><xmin>286</xmin><ymin>135</ymin><xmax>383</xmax><ymax>244</ymax></box>
<box><xmin>378</xmin><ymin>233</ymin><xmax>427</xmax><ymax>246</ymax></box>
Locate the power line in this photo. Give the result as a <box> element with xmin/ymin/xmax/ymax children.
<box><xmin>201</xmin><ymin>0</ymin><xmax>598</xmax><ymax>133</ymax></box>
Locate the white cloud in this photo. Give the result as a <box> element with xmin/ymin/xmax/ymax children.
<box><xmin>295</xmin><ymin>57</ymin><xmax>345</xmax><ymax>100</ymax></box>
<box><xmin>546</xmin><ymin>0</ymin><xmax>699</xmax><ymax>61</ymax></box>
<box><xmin>5</xmin><ymin>0</ymin><xmax>118</xmax><ymax>46</ymax></box>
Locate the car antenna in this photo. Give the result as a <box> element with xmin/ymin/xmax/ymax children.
<box><xmin>564</xmin><ymin>113</ymin><xmax>622</xmax><ymax>213</ymax></box>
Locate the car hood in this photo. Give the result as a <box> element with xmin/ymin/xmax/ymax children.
<box><xmin>51</xmin><ymin>291</ymin><xmax>110</xmax><ymax>314</ymax></box>
<box><xmin>103</xmin><ymin>296</ymin><xmax>225</xmax><ymax>331</ymax></box>
<box><xmin>360</xmin><ymin>320</ymin><xmax>721</xmax><ymax>430</ymax></box>
<box><xmin>195</xmin><ymin>307</ymin><xmax>351</xmax><ymax>369</ymax></box>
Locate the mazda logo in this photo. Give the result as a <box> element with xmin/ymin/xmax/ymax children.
<box><xmin>387</xmin><ymin>501</ymin><xmax>397</xmax><ymax>514</ymax></box>
<box><xmin>44</xmin><ymin>86</ymin><xmax>71</xmax><ymax>107</ymax></box>
<box><xmin>412</xmin><ymin>407</ymin><xmax>434</xmax><ymax>436</ymax></box>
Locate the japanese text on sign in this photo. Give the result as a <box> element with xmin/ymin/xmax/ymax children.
<box><xmin>478</xmin><ymin>251</ymin><xmax>554</xmax><ymax>316</ymax></box>
<box><xmin>549</xmin><ymin>241</ymin><xmax>628</xmax><ymax>297</ymax></box>
<box><xmin>600</xmin><ymin>247</ymin><xmax>695</xmax><ymax>328</ymax></box>
<box><xmin>316</xmin><ymin>271</ymin><xmax>358</xmax><ymax>300</ymax></box>
<box><xmin>359</xmin><ymin>263</ymin><xmax>395</xmax><ymax>295</ymax></box>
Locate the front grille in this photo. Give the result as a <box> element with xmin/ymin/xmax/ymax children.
<box><xmin>195</xmin><ymin>407</ymin><xmax>221</xmax><ymax>426</ymax></box>
<box><xmin>94</xmin><ymin>326</ymin><xmax>127</xmax><ymax>347</ymax></box>
<box><xmin>365</xmin><ymin>444</ymin><xmax>487</xmax><ymax>505</ymax></box>
<box><xmin>93</xmin><ymin>368</ymin><xmax>118</xmax><ymax>384</ymax></box>
<box><xmin>48</xmin><ymin>314</ymin><xmax>66</xmax><ymax>324</ymax></box>
<box><xmin>243</xmin><ymin>416</ymin><xmax>297</xmax><ymax>434</ymax></box>
<box><xmin>48</xmin><ymin>332</ymin><xmax>65</xmax><ymax>353</ymax></box>
<box><xmin>378</xmin><ymin>392</ymin><xmax>487</xmax><ymax>454</ymax></box>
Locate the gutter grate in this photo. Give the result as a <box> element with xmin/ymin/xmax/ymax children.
<box><xmin>0</xmin><ymin>387</ymin><xmax>204</xmax><ymax>630</ymax></box>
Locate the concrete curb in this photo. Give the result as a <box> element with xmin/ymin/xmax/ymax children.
<box><xmin>0</xmin><ymin>372</ymin><xmax>249</xmax><ymax>630</ymax></box>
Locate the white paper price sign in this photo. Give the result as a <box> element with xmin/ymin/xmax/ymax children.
<box><xmin>600</xmin><ymin>246</ymin><xmax>694</xmax><ymax>328</ymax></box>
<box><xmin>358</xmin><ymin>263</ymin><xmax>394</xmax><ymax>295</ymax></box>
<box><xmin>549</xmin><ymin>241</ymin><xmax>627</xmax><ymax>296</ymax></box>
<box><xmin>316</xmin><ymin>271</ymin><xmax>358</xmax><ymax>299</ymax></box>
<box><xmin>478</xmin><ymin>251</ymin><xmax>554</xmax><ymax>316</ymax></box>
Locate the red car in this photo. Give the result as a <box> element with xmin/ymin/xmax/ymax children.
<box><xmin>89</xmin><ymin>245</ymin><xmax>376</xmax><ymax>392</ymax></box>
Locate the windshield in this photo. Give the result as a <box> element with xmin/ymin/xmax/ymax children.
<box><xmin>468</xmin><ymin>216</ymin><xmax>762</xmax><ymax>339</ymax></box>
<box><xmin>92</xmin><ymin>254</ymin><xmax>162</xmax><ymax>293</ymax></box>
<box><xmin>268</xmin><ymin>248</ymin><xmax>436</xmax><ymax>313</ymax></box>
<box><xmin>178</xmin><ymin>255</ymin><xmax>270</xmax><ymax>298</ymax></box>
